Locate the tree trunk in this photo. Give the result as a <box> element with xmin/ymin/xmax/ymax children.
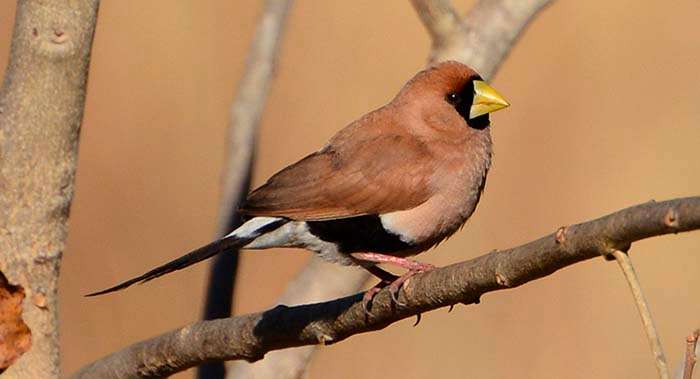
<box><xmin>0</xmin><ymin>1</ymin><xmax>100</xmax><ymax>377</ymax></box>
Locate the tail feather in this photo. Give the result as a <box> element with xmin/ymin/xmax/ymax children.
<box><xmin>86</xmin><ymin>217</ymin><xmax>286</xmax><ymax>297</ymax></box>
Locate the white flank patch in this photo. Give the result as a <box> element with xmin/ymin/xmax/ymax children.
<box><xmin>244</xmin><ymin>221</ymin><xmax>356</xmax><ymax>266</ymax></box>
<box><xmin>225</xmin><ymin>216</ymin><xmax>283</xmax><ymax>239</ymax></box>
<box><xmin>379</xmin><ymin>212</ymin><xmax>417</xmax><ymax>244</ymax></box>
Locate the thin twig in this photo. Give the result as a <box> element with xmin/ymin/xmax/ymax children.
<box><xmin>70</xmin><ymin>197</ymin><xmax>700</xmax><ymax>379</ymax></box>
<box><xmin>199</xmin><ymin>1</ymin><xmax>294</xmax><ymax>378</ymax></box>
<box><xmin>216</xmin><ymin>0</ymin><xmax>293</xmax><ymax>237</ymax></box>
<box><xmin>611</xmin><ymin>249</ymin><xmax>669</xmax><ymax>379</ymax></box>
<box><xmin>683</xmin><ymin>330</ymin><xmax>699</xmax><ymax>379</ymax></box>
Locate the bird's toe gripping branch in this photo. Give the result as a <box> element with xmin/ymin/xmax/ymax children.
<box><xmin>352</xmin><ymin>252</ymin><xmax>436</xmax><ymax>311</ymax></box>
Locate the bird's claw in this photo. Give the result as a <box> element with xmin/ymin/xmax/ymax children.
<box><xmin>361</xmin><ymin>261</ymin><xmax>436</xmax><ymax>314</ymax></box>
<box><xmin>412</xmin><ymin>313</ymin><xmax>422</xmax><ymax>327</ymax></box>
<box><xmin>361</xmin><ymin>291</ymin><xmax>375</xmax><ymax>315</ymax></box>
<box><xmin>362</xmin><ymin>281</ymin><xmax>390</xmax><ymax>315</ymax></box>
<box><xmin>387</xmin><ymin>266</ymin><xmax>434</xmax><ymax>307</ymax></box>
<box><xmin>389</xmin><ymin>282</ymin><xmax>407</xmax><ymax>306</ymax></box>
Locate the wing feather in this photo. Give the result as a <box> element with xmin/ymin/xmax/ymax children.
<box><xmin>240</xmin><ymin>131</ymin><xmax>434</xmax><ymax>221</ymax></box>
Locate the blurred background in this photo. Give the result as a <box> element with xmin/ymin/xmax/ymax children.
<box><xmin>1</xmin><ymin>1</ymin><xmax>698</xmax><ymax>378</ymax></box>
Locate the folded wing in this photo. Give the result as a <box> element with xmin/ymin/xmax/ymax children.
<box><xmin>241</xmin><ymin>132</ymin><xmax>435</xmax><ymax>221</ymax></box>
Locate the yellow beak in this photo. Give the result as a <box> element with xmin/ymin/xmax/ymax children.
<box><xmin>469</xmin><ymin>80</ymin><xmax>510</xmax><ymax>119</ymax></box>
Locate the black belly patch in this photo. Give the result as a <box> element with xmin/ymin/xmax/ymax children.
<box><xmin>306</xmin><ymin>215</ymin><xmax>413</xmax><ymax>253</ymax></box>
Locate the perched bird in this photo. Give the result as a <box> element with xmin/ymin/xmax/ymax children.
<box><xmin>87</xmin><ymin>61</ymin><xmax>509</xmax><ymax>309</ymax></box>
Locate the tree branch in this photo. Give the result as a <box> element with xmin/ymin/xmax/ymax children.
<box><xmin>227</xmin><ymin>257</ymin><xmax>369</xmax><ymax>378</ymax></box>
<box><xmin>199</xmin><ymin>1</ymin><xmax>293</xmax><ymax>377</ymax></box>
<box><xmin>0</xmin><ymin>1</ymin><xmax>100</xmax><ymax>377</ymax></box>
<box><xmin>413</xmin><ymin>0</ymin><xmax>553</xmax><ymax>78</ymax></box>
<box><xmin>71</xmin><ymin>197</ymin><xmax>700</xmax><ymax>378</ymax></box>
<box><xmin>611</xmin><ymin>250</ymin><xmax>669</xmax><ymax>379</ymax></box>
<box><xmin>408</xmin><ymin>0</ymin><xmax>462</xmax><ymax>47</ymax></box>
<box><xmin>678</xmin><ymin>330</ymin><xmax>699</xmax><ymax>379</ymax></box>
<box><xmin>215</xmin><ymin>0</ymin><xmax>292</xmax><ymax>237</ymax></box>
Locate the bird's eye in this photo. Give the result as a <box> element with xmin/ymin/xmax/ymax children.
<box><xmin>446</xmin><ymin>93</ymin><xmax>460</xmax><ymax>104</ymax></box>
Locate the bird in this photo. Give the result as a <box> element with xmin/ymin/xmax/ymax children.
<box><xmin>87</xmin><ymin>60</ymin><xmax>509</xmax><ymax>310</ymax></box>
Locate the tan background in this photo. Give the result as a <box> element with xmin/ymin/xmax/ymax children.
<box><xmin>1</xmin><ymin>1</ymin><xmax>699</xmax><ymax>378</ymax></box>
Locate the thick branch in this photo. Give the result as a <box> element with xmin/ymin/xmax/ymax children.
<box><xmin>71</xmin><ymin>197</ymin><xmax>700</xmax><ymax>378</ymax></box>
<box><xmin>227</xmin><ymin>257</ymin><xmax>369</xmax><ymax>378</ymax></box>
<box><xmin>413</xmin><ymin>0</ymin><xmax>553</xmax><ymax>78</ymax></box>
<box><xmin>0</xmin><ymin>1</ymin><xmax>99</xmax><ymax>377</ymax></box>
<box><xmin>409</xmin><ymin>0</ymin><xmax>462</xmax><ymax>46</ymax></box>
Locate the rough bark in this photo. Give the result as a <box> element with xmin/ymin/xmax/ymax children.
<box><xmin>71</xmin><ymin>197</ymin><xmax>700</xmax><ymax>379</ymax></box>
<box><xmin>227</xmin><ymin>258</ymin><xmax>369</xmax><ymax>379</ymax></box>
<box><xmin>0</xmin><ymin>0</ymin><xmax>100</xmax><ymax>377</ymax></box>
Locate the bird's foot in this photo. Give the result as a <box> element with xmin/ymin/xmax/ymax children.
<box><xmin>352</xmin><ymin>252</ymin><xmax>435</xmax><ymax>307</ymax></box>
<box><xmin>388</xmin><ymin>265</ymin><xmax>435</xmax><ymax>306</ymax></box>
<box><xmin>372</xmin><ymin>266</ymin><xmax>434</xmax><ymax>326</ymax></box>
<box><xmin>360</xmin><ymin>265</ymin><xmax>397</xmax><ymax>314</ymax></box>
<box><xmin>361</xmin><ymin>280</ymin><xmax>389</xmax><ymax>314</ymax></box>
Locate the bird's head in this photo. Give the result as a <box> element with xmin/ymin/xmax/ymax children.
<box><xmin>397</xmin><ymin>61</ymin><xmax>509</xmax><ymax>131</ymax></box>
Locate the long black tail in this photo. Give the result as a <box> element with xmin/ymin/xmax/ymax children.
<box><xmin>86</xmin><ymin>218</ymin><xmax>286</xmax><ymax>297</ymax></box>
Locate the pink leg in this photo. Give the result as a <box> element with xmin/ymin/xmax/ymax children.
<box><xmin>359</xmin><ymin>265</ymin><xmax>397</xmax><ymax>314</ymax></box>
<box><xmin>352</xmin><ymin>252</ymin><xmax>436</xmax><ymax>306</ymax></box>
<box><xmin>352</xmin><ymin>252</ymin><xmax>435</xmax><ymax>272</ymax></box>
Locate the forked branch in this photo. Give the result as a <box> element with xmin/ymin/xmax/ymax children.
<box><xmin>411</xmin><ymin>0</ymin><xmax>553</xmax><ymax>77</ymax></box>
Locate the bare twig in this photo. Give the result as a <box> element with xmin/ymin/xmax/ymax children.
<box><xmin>216</xmin><ymin>0</ymin><xmax>293</xmax><ymax>237</ymax></box>
<box><xmin>70</xmin><ymin>197</ymin><xmax>700</xmax><ymax>379</ymax></box>
<box><xmin>227</xmin><ymin>1</ymin><xmax>553</xmax><ymax>377</ymax></box>
<box><xmin>199</xmin><ymin>1</ymin><xmax>293</xmax><ymax>377</ymax></box>
<box><xmin>611</xmin><ymin>250</ymin><xmax>669</xmax><ymax>379</ymax></box>
<box><xmin>0</xmin><ymin>1</ymin><xmax>100</xmax><ymax>377</ymax></box>
<box><xmin>682</xmin><ymin>330</ymin><xmax>699</xmax><ymax>379</ymax></box>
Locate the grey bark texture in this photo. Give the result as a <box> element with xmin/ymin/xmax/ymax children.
<box><xmin>70</xmin><ymin>197</ymin><xmax>700</xmax><ymax>379</ymax></box>
<box><xmin>0</xmin><ymin>0</ymin><xmax>100</xmax><ymax>377</ymax></box>
<box><xmin>228</xmin><ymin>258</ymin><xmax>369</xmax><ymax>379</ymax></box>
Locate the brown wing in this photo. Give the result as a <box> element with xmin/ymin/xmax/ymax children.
<box><xmin>240</xmin><ymin>133</ymin><xmax>435</xmax><ymax>221</ymax></box>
